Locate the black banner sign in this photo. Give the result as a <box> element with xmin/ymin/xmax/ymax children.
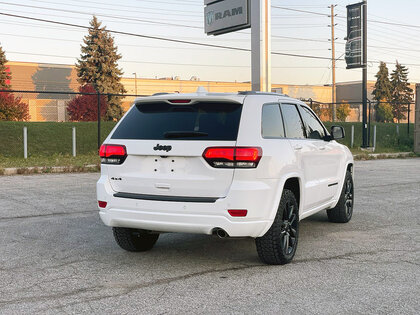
<box><xmin>346</xmin><ymin>2</ymin><xmax>363</xmax><ymax>69</ymax></box>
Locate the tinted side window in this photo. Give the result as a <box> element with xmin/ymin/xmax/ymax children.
<box><xmin>280</xmin><ymin>104</ymin><xmax>305</xmax><ymax>139</ymax></box>
<box><xmin>111</xmin><ymin>101</ymin><xmax>242</xmax><ymax>141</ymax></box>
<box><xmin>299</xmin><ymin>106</ymin><xmax>326</xmax><ymax>140</ymax></box>
<box><xmin>262</xmin><ymin>104</ymin><xmax>285</xmax><ymax>138</ymax></box>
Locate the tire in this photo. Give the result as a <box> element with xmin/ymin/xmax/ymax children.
<box><xmin>327</xmin><ymin>171</ymin><xmax>354</xmax><ymax>223</ymax></box>
<box><xmin>113</xmin><ymin>227</ymin><xmax>159</xmax><ymax>252</ymax></box>
<box><xmin>255</xmin><ymin>189</ymin><xmax>299</xmax><ymax>265</ymax></box>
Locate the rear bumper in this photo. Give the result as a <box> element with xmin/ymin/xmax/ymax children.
<box><xmin>97</xmin><ymin>175</ymin><xmax>277</xmax><ymax>238</ymax></box>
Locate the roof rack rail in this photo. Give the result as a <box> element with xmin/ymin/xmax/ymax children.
<box><xmin>152</xmin><ymin>92</ymin><xmax>171</xmax><ymax>96</ymax></box>
<box><xmin>238</xmin><ymin>91</ymin><xmax>286</xmax><ymax>96</ymax></box>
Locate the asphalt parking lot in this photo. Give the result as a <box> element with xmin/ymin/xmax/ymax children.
<box><xmin>0</xmin><ymin>158</ymin><xmax>419</xmax><ymax>314</ymax></box>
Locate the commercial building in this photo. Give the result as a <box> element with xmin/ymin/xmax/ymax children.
<box><xmin>5</xmin><ymin>61</ymin><xmax>416</xmax><ymax>123</ymax></box>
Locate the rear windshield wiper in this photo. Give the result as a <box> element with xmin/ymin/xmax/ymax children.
<box><xmin>164</xmin><ymin>131</ymin><xmax>209</xmax><ymax>138</ymax></box>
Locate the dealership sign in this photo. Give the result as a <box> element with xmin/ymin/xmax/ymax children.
<box><xmin>345</xmin><ymin>2</ymin><xmax>363</xmax><ymax>69</ymax></box>
<box><xmin>204</xmin><ymin>0</ymin><xmax>250</xmax><ymax>36</ymax></box>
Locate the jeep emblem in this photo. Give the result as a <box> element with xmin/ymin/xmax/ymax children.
<box><xmin>153</xmin><ymin>144</ymin><xmax>172</xmax><ymax>152</ymax></box>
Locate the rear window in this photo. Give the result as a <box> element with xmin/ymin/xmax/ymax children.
<box><xmin>111</xmin><ymin>101</ymin><xmax>243</xmax><ymax>140</ymax></box>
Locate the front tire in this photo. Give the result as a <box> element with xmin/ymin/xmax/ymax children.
<box><xmin>255</xmin><ymin>189</ymin><xmax>299</xmax><ymax>265</ymax></box>
<box><xmin>113</xmin><ymin>227</ymin><xmax>159</xmax><ymax>252</ymax></box>
<box><xmin>327</xmin><ymin>171</ymin><xmax>354</xmax><ymax>223</ymax></box>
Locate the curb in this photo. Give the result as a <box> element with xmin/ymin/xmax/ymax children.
<box><xmin>353</xmin><ymin>152</ymin><xmax>416</xmax><ymax>160</ymax></box>
<box><xmin>0</xmin><ymin>164</ymin><xmax>100</xmax><ymax>176</ymax></box>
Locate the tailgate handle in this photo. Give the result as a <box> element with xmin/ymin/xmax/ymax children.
<box><xmin>155</xmin><ymin>183</ymin><xmax>171</xmax><ymax>190</ymax></box>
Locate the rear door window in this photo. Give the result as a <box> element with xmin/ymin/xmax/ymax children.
<box><xmin>280</xmin><ymin>104</ymin><xmax>305</xmax><ymax>139</ymax></box>
<box><xmin>262</xmin><ymin>104</ymin><xmax>285</xmax><ymax>138</ymax></box>
<box><xmin>111</xmin><ymin>101</ymin><xmax>243</xmax><ymax>141</ymax></box>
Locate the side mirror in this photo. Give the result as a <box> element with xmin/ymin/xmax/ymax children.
<box><xmin>330</xmin><ymin>126</ymin><xmax>345</xmax><ymax>140</ymax></box>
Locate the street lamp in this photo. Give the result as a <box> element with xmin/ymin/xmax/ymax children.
<box><xmin>132</xmin><ymin>72</ymin><xmax>137</xmax><ymax>95</ymax></box>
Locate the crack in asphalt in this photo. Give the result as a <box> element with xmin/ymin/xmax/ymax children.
<box><xmin>1</xmin><ymin>247</ymin><xmax>416</xmax><ymax>309</ymax></box>
<box><xmin>0</xmin><ymin>210</ymin><xmax>96</xmax><ymax>222</ymax></box>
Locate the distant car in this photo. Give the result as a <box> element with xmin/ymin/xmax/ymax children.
<box><xmin>97</xmin><ymin>91</ymin><xmax>354</xmax><ymax>265</ymax></box>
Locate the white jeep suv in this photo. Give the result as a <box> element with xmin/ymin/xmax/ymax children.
<box><xmin>97</xmin><ymin>91</ymin><xmax>354</xmax><ymax>265</ymax></box>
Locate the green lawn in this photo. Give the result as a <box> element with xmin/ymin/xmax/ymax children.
<box><xmin>324</xmin><ymin>122</ymin><xmax>414</xmax><ymax>153</ymax></box>
<box><xmin>0</xmin><ymin>121</ymin><xmax>117</xmax><ymax>158</ymax></box>
<box><xmin>0</xmin><ymin>121</ymin><xmax>415</xmax><ymax>169</ymax></box>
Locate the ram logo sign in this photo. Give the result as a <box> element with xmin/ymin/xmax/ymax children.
<box><xmin>204</xmin><ymin>0</ymin><xmax>250</xmax><ymax>36</ymax></box>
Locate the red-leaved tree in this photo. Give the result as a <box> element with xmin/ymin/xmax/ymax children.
<box><xmin>0</xmin><ymin>92</ymin><xmax>30</xmax><ymax>121</ymax></box>
<box><xmin>67</xmin><ymin>85</ymin><xmax>108</xmax><ymax>121</ymax></box>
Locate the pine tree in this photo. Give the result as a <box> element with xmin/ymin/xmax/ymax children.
<box><xmin>76</xmin><ymin>16</ymin><xmax>126</xmax><ymax>121</ymax></box>
<box><xmin>372</xmin><ymin>62</ymin><xmax>392</xmax><ymax>122</ymax></box>
<box><xmin>372</xmin><ymin>62</ymin><xmax>392</xmax><ymax>100</ymax></box>
<box><xmin>0</xmin><ymin>44</ymin><xmax>11</xmax><ymax>89</ymax></box>
<box><xmin>390</xmin><ymin>61</ymin><xmax>413</xmax><ymax>122</ymax></box>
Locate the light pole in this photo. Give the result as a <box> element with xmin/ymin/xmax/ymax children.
<box><xmin>132</xmin><ymin>72</ymin><xmax>137</xmax><ymax>95</ymax></box>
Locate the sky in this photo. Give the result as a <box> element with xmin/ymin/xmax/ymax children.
<box><xmin>1</xmin><ymin>0</ymin><xmax>420</xmax><ymax>87</ymax></box>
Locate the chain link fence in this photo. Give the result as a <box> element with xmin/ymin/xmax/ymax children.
<box><xmin>0</xmin><ymin>89</ymin><xmax>140</xmax><ymax>159</ymax></box>
<box><xmin>0</xmin><ymin>89</ymin><xmax>416</xmax><ymax>159</ymax></box>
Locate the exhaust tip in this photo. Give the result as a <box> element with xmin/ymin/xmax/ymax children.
<box><xmin>212</xmin><ymin>228</ymin><xmax>229</xmax><ymax>238</ymax></box>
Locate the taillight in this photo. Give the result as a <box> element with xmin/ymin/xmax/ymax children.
<box><xmin>168</xmin><ymin>99</ymin><xmax>191</xmax><ymax>104</ymax></box>
<box><xmin>99</xmin><ymin>144</ymin><xmax>127</xmax><ymax>165</ymax></box>
<box><xmin>203</xmin><ymin>147</ymin><xmax>262</xmax><ymax>168</ymax></box>
<box><xmin>98</xmin><ymin>201</ymin><xmax>107</xmax><ymax>208</ymax></box>
<box><xmin>228</xmin><ymin>209</ymin><xmax>248</xmax><ymax>217</ymax></box>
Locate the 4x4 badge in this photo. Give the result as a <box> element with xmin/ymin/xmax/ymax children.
<box><xmin>153</xmin><ymin>144</ymin><xmax>172</xmax><ymax>152</ymax></box>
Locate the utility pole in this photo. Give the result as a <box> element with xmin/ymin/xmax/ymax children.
<box><xmin>132</xmin><ymin>72</ymin><xmax>138</xmax><ymax>95</ymax></box>
<box><xmin>329</xmin><ymin>4</ymin><xmax>337</xmax><ymax>121</ymax></box>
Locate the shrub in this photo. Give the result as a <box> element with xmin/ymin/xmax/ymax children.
<box><xmin>375</xmin><ymin>102</ymin><xmax>393</xmax><ymax>123</ymax></box>
<box><xmin>337</xmin><ymin>102</ymin><xmax>351</xmax><ymax>122</ymax></box>
<box><xmin>67</xmin><ymin>85</ymin><xmax>107</xmax><ymax>121</ymax></box>
<box><xmin>0</xmin><ymin>92</ymin><xmax>30</xmax><ymax>121</ymax></box>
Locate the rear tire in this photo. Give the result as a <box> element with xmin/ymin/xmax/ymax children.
<box><xmin>327</xmin><ymin>171</ymin><xmax>354</xmax><ymax>223</ymax></box>
<box><xmin>255</xmin><ymin>189</ymin><xmax>299</xmax><ymax>265</ymax></box>
<box><xmin>113</xmin><ymin>227</ymin><xmax>159</xmax><ymax>252</ymax></box>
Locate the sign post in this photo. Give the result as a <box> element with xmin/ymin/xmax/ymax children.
<box><xmin>251</xmin><ymin>0</ymin><xmax>271</xmax><ymax>92</ymax></box>
<box><xmin>204</xmin><ymin>0</ymin><xmax>271</xmax><ymax>92</ymax></box>
<box><xmin>415</xmin><ymin>84</ymin><xmax>420</xmax><ymax>154</ymax></box>
<box><xmin>346</xmin><ymin>1</ymin><xmax>368</xmax><ymax>148</ymax></box>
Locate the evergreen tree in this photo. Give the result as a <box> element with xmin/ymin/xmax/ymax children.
<box><xmin>372</xmin><ymin>62</ymin><xmax>392</xmax><ymax>102</ymax></box>
<box><xmin>76</xmin><ymin>16</ymin><xmax>126</xmax><ymax>121</ymax></box>
<box><xmin>372</xmin><ymin>62</ymin><xmax>392</xmax><ymax>122</ymax></box>
<box><xmin>0</xmin><ymin>44</ymin><xmax>11</xmax><ymax>89</ymax></box>
<box><xmin>390</xmin><ymin>61</ymin><xmax>413</xmax><ymax>122</ymax></box>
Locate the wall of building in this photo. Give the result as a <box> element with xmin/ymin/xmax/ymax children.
<box><xmin>336</xmin><ymin>81</ymin><xmax>416</xmax><ymax>123</ymax></box>
<box><xmin>7</xmin><ymin>61</ymin><xmax>334</xmax><ymax>121</ymax></box>
<box><xmin>7</xmin><ymin>61</ymin><xmax>415</xmax><ymax>123</ymax></box>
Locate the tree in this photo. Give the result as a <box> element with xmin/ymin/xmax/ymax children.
<box><xmin>390</xmin><ymin>61</ymin><xmax>413</xmax><ymax>122</ymax></box>
<box><xmin>0</xmin><ymin>45</ymin><xmax>30</xmax><ymax>121</ymax></box>
<box><xmin>336</xmin><ymin>102</ymin><xmax>351</xmax><ymax>122</ymax></box>
<box><xmin>67</xmin><ymin>84</ymin><xmax>107</xmax><ymax>121</ymax></box>
<box><xmin>0</xmin><ymin>92</ymin><xmax>30</xmax><ymax>121</ymax></box>
<box><xmin>375</xmin><ymin>98</ymin><xmax>393</xmax><ymax>123</ymax></box>
<box><xmin>372</xmin><ymin>62</ymin><xmax>392</xmax><ymax>104</ymax></box>
<box><xmin>0</xmin><ymin>44</ymin><xmax>11</xmax><ymax>89</ymax></box>
<box><xmin>372</xmin><ymin>62</ymin><xmax>392</xmax><ymax>122</ymax></box>
<box><xmin>76</xmin><ymin>16</ymin><xmax>126</xmax><ymax>121</ymax></box>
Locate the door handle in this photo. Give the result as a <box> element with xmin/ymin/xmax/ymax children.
<box><xmin>319</xmin><ymin>146</ymin><xmax>326</xmax><ymax>150</ymax></box>
<box><xmin>293</xmin><ymin>144</ymin><xmax>303</xmax><ymax>151</ymax></box>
